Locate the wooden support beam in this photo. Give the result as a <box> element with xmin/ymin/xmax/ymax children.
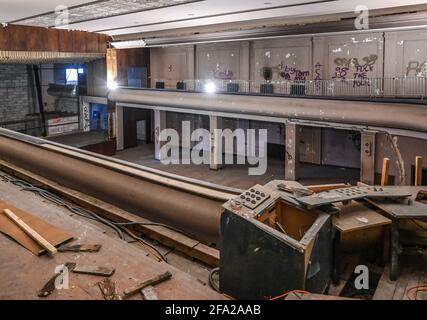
<box><xmin>381</xmin><ymin>158</ymin><xmax>390</xmax><ymax>186</ymax></box>
<box><xmin>3</xmin><ymin>208</ymin><xmax>57</xmax><ymax>255</ymax></box>
<box><xmin>415</xmin><ymin>156</ymin><xmax>423</xmax><ymax>186</ymax></box>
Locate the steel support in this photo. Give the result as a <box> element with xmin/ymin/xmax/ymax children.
<box><xmin>210</xmin><ymin>115</ymin><xmax>223</xmax><ymax>170</ymax></box>
<box><xmin>285</xmin><ymin>123</ymin><xmax>300</xmax><ymax>181</ymax></box>
<box><xmin>361</xmin><ymin>131</ymin><xmax>376</xmax><ymax>185</ymax></box>
<box><xmin>154</xmin><ymin>110</ymin><xmax>166</xmax><ymax>161</ymax></box>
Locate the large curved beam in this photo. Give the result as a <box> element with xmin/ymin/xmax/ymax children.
<box><xmin>0</xmin><ymin>129</ymin><xmax>239</xmax><ymax>243</ymax></box>
<box><xmin>109</xmin><ymin>88</ymin><xmax>427</xmax><ymax>134</ymax></box>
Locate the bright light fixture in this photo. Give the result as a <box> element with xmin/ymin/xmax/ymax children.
<box><xmin>204</xmin><ymin>82</ymin><xmax>216</xmax><ymax>94</ymax></box>
<box><xmin>107</xmin><ymin>80</ymin><xmax>118</xmax><ymax>91</ymax></box>
<box><xmin>110</xmin><ymin>39</ymin><xmax>147</xmax><ymax>49</ymax></box>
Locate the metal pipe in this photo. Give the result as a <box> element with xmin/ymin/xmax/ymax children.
<box><xmin>109</xmin><ymin>88</ymin><xmax>427</xmax><ymax>134</ymax></box>
<box><xmin>0</xmin><ymin>129</ymin><xmax>238</xmax><ymax>243</ymax></box>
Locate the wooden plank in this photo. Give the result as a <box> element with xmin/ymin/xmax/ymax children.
<box><xmin>0</xmin><ymin>200</ymin><xmax>72</xmax><ymax>255</ymax></box>
<box><xmin>381</xmin><ymin>158</ymin><xmax>390</xmax><ymax>186</ymax></box>
<box><xmin>0</xmin><ymin>160</ymin><xmax>220</xmax><ymax>266</ymax></box>
<box><xmin>3</xmin><ymin>209</ymin><xmax>58</xmax><ymax>255</ymax></box>
<box><xmin>306</xmin><ymin>183</ymin><xmax>349</xmax><ymax>193</ymax></box>
<box><xmin>0</xmin><ymin>26</ymin><xmax>9</xmax><ymax>50</ymax></box>
<box><xmin>73</xmin><ymin>266</ymin><xmax>115</xmax><ymax>277</ymax></box>
<box><xmin>58</xmin><ymin>30</ymin><xmax>74</xmax><ymax>52</ymax></box>
<box><xmin>333</xmin><ymin>202</ymin><xmax>391</xmax><ymax>233</ymax></box>
<box><xmin>415</xmin><ymin>156</ymin><xmax>423</xmax><ymax>186</ymax></box>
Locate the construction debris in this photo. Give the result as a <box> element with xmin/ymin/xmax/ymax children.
<box><xmin>58</xmin><ymin>244</ymin><xmax>101</xmax><ymax>253</ymax></box>
<box><xmin>296</xmin><ymin>186</ymin><xmax>412</xmax><ymax>209</ymax></box>
<box><xmin>38</xmin><ymin>262</ymin><xmax>76</xmax><ymax>298</ymax></box>
<box><xmin>3</xmin><ymin>209</ymin><xmax>58</xmax><ymax>255</ymax></box>
<box><xmin>73</xmin><ymin>266</ymin><xmax>115</xmax><ymax>277</ymax></box>
<box><xmin>123</xmin><ymin>271</ymin><xmax>172</xmax><ymax>299</ymax></box>
<box><xmin>0</xmin><ymin>200</ymin><xmax>73</xmax><ymax>255</ymax></box>
<box><xmin>97</xmin><ymin>278</ymin><xmax>122</xmax><ymax>300</ymax></box>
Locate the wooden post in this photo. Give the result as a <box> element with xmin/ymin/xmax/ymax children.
<box><xmin>415</xmin><ymin>156</ymin><xmax>423</xmax><ymax>186</ymax></box>
<box><xmin>381</xmin><ymin>158</ymin><xmax>390</xmax><ymax>186</ymax></box>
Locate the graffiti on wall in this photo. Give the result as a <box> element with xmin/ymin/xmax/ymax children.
<box><xmin>332</xmin><ymin>54</ymin><xmax>378</xmax><ymax>87</ymax></box>
<box><xmin>314</xmin><ymin>62</ymin><xmax>323</xmax><ymax>81</ymax></box>
<box><xmin>334</xmin><ymin>54</ymin><xmax>378</xmax><ymax>68</ymax></box>
<box><xmin>214</xmin><ymin>70</ymin><xmax>234</xmax><ymax>80</ymax></box>
<box><xmin>406</xmin><ymin>61</ymin><xmax>427</xmax><ymax>77</ymax></box>
<box><xmin>260</xmin><ymin>61</ymin><xmax>310</xmax><ymax>81</ymax></box>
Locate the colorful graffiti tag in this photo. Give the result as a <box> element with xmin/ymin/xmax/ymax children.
<box><xmin>333</xmin><ymin>54</ymin><xmax>378</xmax><ymax>87</ymax></box>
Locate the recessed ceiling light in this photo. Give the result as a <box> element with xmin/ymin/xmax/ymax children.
<box><xmin>188</xmin><ymin>13</ymin><xmax>195</xmax><ymax>16</ymax></box>
<box><xmin>264</xmin><ymin>2</ymin><xmax>272</xmax><ymax>5</ymax></box>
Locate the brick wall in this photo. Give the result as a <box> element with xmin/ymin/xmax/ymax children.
<box><xmin>0</xmin><ymin>64</ymin><xmax>35</xmax><ymax>131</ymax></box>
<box><xmin>55</xmin><ymin>97</ymin><xmax>79</xmax><ymax>114</ymax></box>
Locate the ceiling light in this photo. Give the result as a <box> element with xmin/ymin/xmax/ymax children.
<box><xmin>110</xmin><ymin>39</ymin><xmax>146</xmax><ymax>49</ymax></box>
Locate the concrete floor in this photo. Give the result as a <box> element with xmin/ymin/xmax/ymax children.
<box><xmin>113</xmin><ymin>143</ymin><xmax>361</xmax><ymax>190</ymax></box>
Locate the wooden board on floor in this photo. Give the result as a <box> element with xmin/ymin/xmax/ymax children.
<box><xmin>0</xmin><ymin>200</ymin><xmax>73</xmax><ymax>255</ymax></box>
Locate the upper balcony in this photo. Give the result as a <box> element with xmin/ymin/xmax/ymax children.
<box><xmin>150</xmin><ymin>77</ymin><xmax>427</xmax><ymax>101</ymax></box>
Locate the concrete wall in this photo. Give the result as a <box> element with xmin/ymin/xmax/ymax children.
<box><xmin>150</xmin><ymin>45</ymin><xmax>194</xmax><ymax>88</ymax></box>
<box><xmin>150</xmin><ymin>29</ymin><xmax>427</xmax><ymax>83</ymax></box>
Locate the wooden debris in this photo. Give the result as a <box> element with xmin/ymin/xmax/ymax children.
<box><xmin>306</xmin><ymin>183</ymin><xmax>350</xmax><ymax>193</ymax></box>
<box><xmin>73</xmin><ymin>266</ymin><xmax>115</xmax><ymax>277</ymax></box>
<box><xmin>0</xmin><ymin>200</ymin><xmax>73</xmax><ymax>255</ymax></box>
<box><xmin>123</xmin><ymin>271</ymin><xmax>172</xmax><ymax>299</ymax></box>
<box><xmin>3</xmin><ymin>208</ymin><xmax>57</xmax><ymax>255</ymax></box>
<box><xmin>38</xmin><ymin>262</ymin><xmax>76</xmax><ymax>297</ymax></box>
<box><xmin>98</xmin><ymin>278</ymin><xmax>122</xmax><ymax>300</ymax></box>
<box><xmin>58</xmin><ymin>244</ymin><xmax>101</xmax><ymax>253</ymax></box>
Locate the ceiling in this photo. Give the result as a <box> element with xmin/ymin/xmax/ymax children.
<box><xmin>1</xmin><ymin>0</ymin><xmax>427</xmax><ymax>39</ymax></box>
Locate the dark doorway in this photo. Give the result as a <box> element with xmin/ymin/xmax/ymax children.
<box><xmin>123</xmin><ymin>108</ymin><xmax>152</xmax><ymax>149</ymax></box>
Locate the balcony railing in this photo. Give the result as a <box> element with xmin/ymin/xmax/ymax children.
<box><xmin>152</xmin><ymin>77</ymin><xmax>427</xmax><ymax>99</ymax></box>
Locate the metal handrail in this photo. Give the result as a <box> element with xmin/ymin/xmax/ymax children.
<box><xmin>151</xmin><ymin>77</ymin><xmax>427</xmax><ymax>99</ymax></box>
